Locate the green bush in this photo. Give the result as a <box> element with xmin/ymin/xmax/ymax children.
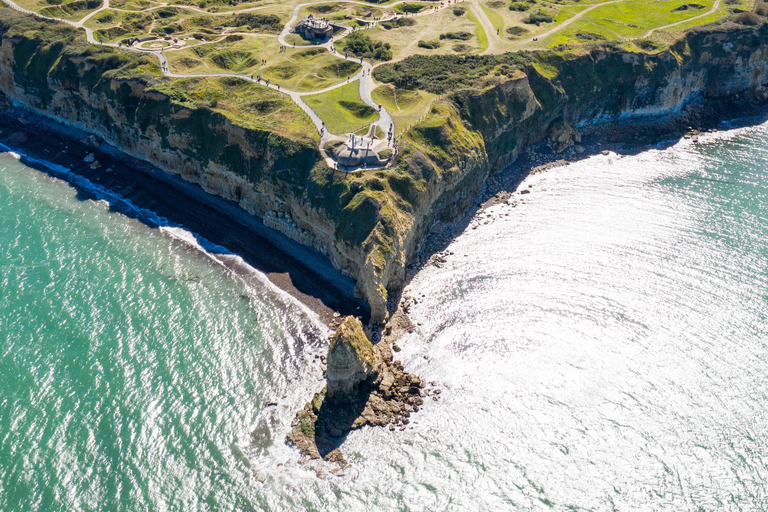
<box><xmin>509</xmin><ymin>2</ymin><xmax>530</xmax><ymax>11</ymax></box>
<box><xmin>671</xmin><ymin>3</ymin><xmax>705</xmax><ymax>11</ymax></box>
<box><xmin>373</xmin><ymin>53</ymin><xmax>528</xmax><ymax>94</ymax></box>
<box><xmin>342</xmin><ymin>32</ymin><xmax>392</xmax><ymax>61</ymax></box>
<box><xmin>95</xmin><ymin>11</ymin><xmax>114</xmax><ymax>23</ymax></box>
<box><xmin>524</xmin><ymin>10</ymin><xmax>554</xmax><ymax>24</ymax></box>
<box><xmin>397</xmin><ymin>2</ymin><xmax>426</xmax><ymax>13</ymax></box>
<box><xmin>452</xmin><ymin>5</ymin><xmax>466</xmax><ymax>15</ymax></box>
<box><xmin>380</xmin><ymin>17</ymin><xmax>416</xmax><ymax>29</ymax></box>
<box><xmin>734</xmin><ymin>11</ymin><xmax>762</xmax><ymax>24</ymax></box>
<box><xmin>575</xmin><ymin>31</ymin><xmax>606</xmax><ymax>40</ymax></box>
<box><xmin>439</xmin><ymin>31</ymin><xmax>472</xmax><ymax>40</ymax></box>
<box><xmin>417</xmin><ymin>39</ymin><xmax>440</xmax><ymax>49</ymax></box>
<box><xmin>155</xmin><ymin>6</ymin><xmax>179</xmax><ymax>18</ymax></box>
<box><xmin>506</xmin><ymin>25</ymin><xmax>529</xmax><ymax>38</ymax></box>
<box><xmin>634</xmin><ymin>38</ymin><xmax>660</xmax><ymax>51</ymax></box>
<box><xmin>227</xmin><ymin>13</ymin><xmax>282</xmax><ymax>32</ymax></box>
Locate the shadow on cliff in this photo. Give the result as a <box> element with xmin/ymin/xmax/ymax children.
<box><xmin>0</xmin><ymin>119</ymin><xmax>371</xmax><ymax>324</ymax></box>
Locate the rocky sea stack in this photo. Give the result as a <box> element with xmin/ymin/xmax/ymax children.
<box><xmin>287</xmin><ymin>316</ymin><xmax>430</xmax><ymax>465</ymax></box>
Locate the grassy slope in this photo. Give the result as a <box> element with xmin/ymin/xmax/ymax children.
<box><xmin>304</xmin><ymin>81</ymin><xmax>378</xmax><ymax>134</ymax></box>
<box><xmin>371</xmin><ymin>84</ymin><xmax>435</xmax><ymax>134</ymax></box>
<box><xmin>165</xmin><ymin>39</ymin><xmax>362</xmax><ymax>92</ymax></box>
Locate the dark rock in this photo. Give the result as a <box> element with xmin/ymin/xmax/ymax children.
<box><xmin>286</xmin><ymin>315</ymin><xmax>431</xmax><ymax>467</ymax></box>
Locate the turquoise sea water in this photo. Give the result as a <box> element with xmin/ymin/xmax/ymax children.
<box><xmin>2</xmin><ymin>120</ymin><xmax>768</xmax><ymax>511</ymax></box>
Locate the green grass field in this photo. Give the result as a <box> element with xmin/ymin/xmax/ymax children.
<box><xmin>371</xmin><ymin>85</ymin><xmax>435</xmax><ymax>134</ymax></box>
<box><xmin>14</xmin><ymin>0</ymin><xmax>764</xmax><ymax>137</ymax></box>
<box><xmin>304</xmin><ymin>81</ymin><xmax>378</xmax><ymax>134</ymax></box>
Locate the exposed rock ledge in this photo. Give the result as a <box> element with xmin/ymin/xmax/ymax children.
<box><xmin>286</xmin><ymin>316</ymin><xmax>433</xmax><ymax>465</ymax></box>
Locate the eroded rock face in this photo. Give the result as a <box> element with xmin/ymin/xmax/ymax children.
<box><xmin>326</xmin><ymin>317</ymin><xmax>379</xmax><ymax>402</ymax></box>
<box><xmin>286</xmin><ymin>316</ymin><xmax>435</xmax><ymax>465</ymax></box>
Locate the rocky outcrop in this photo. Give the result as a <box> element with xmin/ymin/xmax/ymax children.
<box><xmin>286</xmin><ymin>316</ymin><xmax>431</xmax><ymax>464</ymax></box>
<box><xmin>325</xmin><ymin>316</ymin><xmax>378</xmax><ymax>402</ymax></box>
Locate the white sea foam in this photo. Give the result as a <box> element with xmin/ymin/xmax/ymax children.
<box><xmin>0</xmin><ymin>142</ymin><xmax>325</xmax><ymax>330</ymax></box>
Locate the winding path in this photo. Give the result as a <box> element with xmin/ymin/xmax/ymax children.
<box><xmin>642</xmin><ymin>0</ymin><xmax>721</xmax><ymax>37</ymax></box>
<box><xmin>1</xmin><ymin>0</ymin><xmax>723</xmax><ymax>166</ymax></box>
<box><xmin>517</xmin><ymin>0</ymin><xmax>623</xmax><ymax>46</ymax></box>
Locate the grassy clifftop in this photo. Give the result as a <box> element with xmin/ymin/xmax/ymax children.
<box><xmin>0</xmin><ymin>11</ymin><xmax>316</xmax><ymax>142</ymax></box>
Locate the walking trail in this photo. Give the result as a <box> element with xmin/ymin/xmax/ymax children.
<box><xmin>2</xmin><ymin>0</ymin><xmax>706</xmax><ymax>167</ymax></box>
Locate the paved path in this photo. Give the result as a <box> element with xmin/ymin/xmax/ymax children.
<box><xmin>468</xmin><ymin>0</ymin><xmax>500</xmax><ymax>55</ymax></box>
<box><xmin>2</xmin><ymin>0</ymin><xmax>721</xmax><ymax>166</ymax></box>
<box><xmin>515</xmin><ymin>0</ymin><xmax>623</xmax><ymax>46</ymax></box>
<box><xmin>642</xmin><ymin>0</ymin><xmax>721</xmax><ymax>37</ymax></box>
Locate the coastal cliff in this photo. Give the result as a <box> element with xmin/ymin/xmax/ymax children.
<box><xmin>371</xmin><ymin>21</ymin><xmax>768</xmax><ymax>318</ymax></box>
<box><xmin>2</xmin><ymin>10</ymin><xmax>768</xmax><ymax>323</ymax></box>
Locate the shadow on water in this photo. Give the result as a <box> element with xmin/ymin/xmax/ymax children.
<box><xmin>0</xmin><ymin>119</ymin><xmax>370</xmax><ymax>324</ymax></box>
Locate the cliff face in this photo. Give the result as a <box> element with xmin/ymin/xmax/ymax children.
<box><xmin>0</xmin><ymin>12</ymin><xmax>367</xmax><ymax>311</ymax></box>
<box><xmin>3</xmin><ymin>11</ymin><xmax>768</xmax><ymax>324</ymax></box>
<box><xmin>451</xmin><ymin>24</ymin><xmax>768</xmax><ymax>172</ymax></box>
<box><xmin>374</xmin><ymin>22</ymin><xmax>768</xmax><ymax>319</ymax></box>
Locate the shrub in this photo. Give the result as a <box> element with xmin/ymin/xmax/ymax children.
<box><xmin>439</xmin><ymin>31</ymin><xmax>472</xmax><ymax>40</ymax></box>
<box><xmin>417</xmin><ymin>39</ymin><xmax>440</xmax><ymax>49</ymax></box>
<box><xmin>506</xmin><ymin>25</ymin><xmax>529</xmax><ymax>38</ymax></box>
<box><xmin>228</xmin><ymin>13</ymin><xmax>282</xmax><ymax>32</ymax></box>
<box><xmin>342</xmin><ymin>31</ymin><xmax>392</xmax><ymax>61</ymax></box>
<box><xmin>509</xmin><ymin>2</ymin><xmax>530</xmax><ymax>11</ymax></box>
<box><xmin>373</xmin><ymin>46</ymin><xmax>393</xmax><ymax>60</ymax></box>
<box><xmin>95</xmin><ymin>12</ymin><xmax>114</xmax><ymax>23</ymax></box>
<box><xmin>634</xmin><ymin>38</ymin><xmax>660</xmax><ymax>50</ymax></box>
<box><xmin>373</xmin><ymin>53</ymin><xmax>528</xmax><ymax>94</ymax></box>
<box><xmin>575</xmin><ymin>31</ymin><xmax>605</xmax><ymax>40</ymax></box>
<box><xmin>735</xmin><ymin>11</ymin><xmax>762</xmax><ymax>24</ymax></box>
<box><xmin>453</xmin><ymin>5</ymin><xmax>466</xmax><ymax>15</ymax></box>
<box><xmin>398</xmin><ymin>2</ymin><xmax>425</xmax><ymax>13</ymax></box>
<box><xmin>155</xmin><ymin>7</ymin><xmax>179</xmax><ymax>18</ymax></box>
<box><xmin>524</xmin><ymin>11</ymin><xmax>554</xmax><ymax>24</ymax></box>
<box><xmin>671</xmin><ymin>3</ymin><xmax>705</xmax><ymax>11</ymax></box>
<box><xmin>380</xmin><ymin>17</ymin><xmax>416</xmax><ymax>29</ymax></box>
